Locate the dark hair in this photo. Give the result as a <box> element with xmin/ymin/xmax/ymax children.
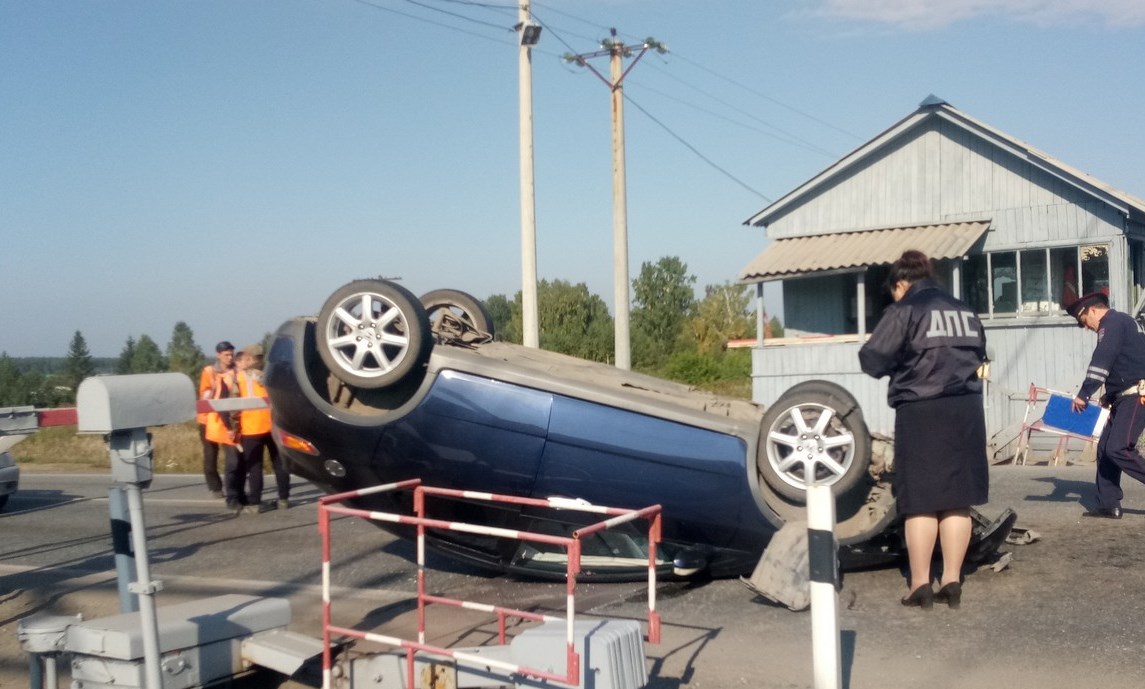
<box><xmin>886</xmin><ymin>250</ymin><xmax>933</xmax><ymax>291</ymax></box>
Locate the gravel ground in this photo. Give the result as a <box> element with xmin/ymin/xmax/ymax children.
<box><xmin>3</xmin><ymin>463</ymin><xmax>1145</xmax><ymax>688</ymax></box>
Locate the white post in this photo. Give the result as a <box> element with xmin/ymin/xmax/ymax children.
<box><xmin>610</xmin><ymin>47</ymin><xmax>631</xmax><ymax>370</ymax></box>
<box><xmin>518</xmin><ymin>1</ymin><xmax>539</xmax><ymax>348</ymax></box>
<box><xmin>124</xmin><ymin>481</ymin><xmax>164</xmax><ymax>689</ymax></box>
<box><xmin>806</xmin><ymin>484</ymin><xmax>841</xmax><ymax>689</ymax></box>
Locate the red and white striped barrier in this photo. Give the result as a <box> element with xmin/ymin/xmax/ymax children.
<box><xmin>317</xmin><ymin>480</ymin><xmax>662</xmax><ymax>689</ymax></box>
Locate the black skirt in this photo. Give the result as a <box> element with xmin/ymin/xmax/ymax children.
<box><xmin>893</xmin><ymin>393</ymin><xmax>989</xmax><ymax>515</ymax></box>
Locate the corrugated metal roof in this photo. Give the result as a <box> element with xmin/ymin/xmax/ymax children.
<box><xmin>738</xmin><ymin>220</ymin><xmax>990</xmax><ymax>283</ymax></box>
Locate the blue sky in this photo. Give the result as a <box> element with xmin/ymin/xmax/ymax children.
<box><xmin>2</xmin><ymin>0</ymin><xmax>1143</xmax><ymax>357</ymax></box>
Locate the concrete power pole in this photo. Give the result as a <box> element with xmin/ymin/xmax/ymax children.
<box><xmin>517</xmin><ymin>4</ymin><xmax>542</xmax><ymax>348</ymax></box>
<box><xmin>565</xmin><ymin>32</ymin><xmax>665</xmax><ymax>370</ymax></box>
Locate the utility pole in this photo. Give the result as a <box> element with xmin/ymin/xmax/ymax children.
<box><xmin>517</xmin><ymin>4</ymin><xmax>542</xmax><ymax>348</ymax></box>
<box><xmin>565</xmin><ymin>32</ymin><xmax>665</xmax><ymax>370</ymax></box>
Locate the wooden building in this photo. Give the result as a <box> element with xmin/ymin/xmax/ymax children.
<box><xmin>739</xmin><ymin>96</ymin><xmax>1145</xmax><ymax>457</ymax></box>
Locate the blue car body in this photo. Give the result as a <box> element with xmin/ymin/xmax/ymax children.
<box><xmin>265</xmin><ymin>317</ymin><xmax>804</xmax><ymax>579</ymax></box>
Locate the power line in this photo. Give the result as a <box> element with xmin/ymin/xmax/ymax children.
<box><xmin>631</xmin><ymin>77</ymin><xmax>840</xmax><ymax>159</ymax></box>
<box><xmin>623</xmin><ymin>93</ymin><xmax>772</xmax><ymax>202</ymax></box>
<box><xmin>344</xmin><ymin>0</ymin><xmax>774</xmax><ymax>202</ymax></box>
<box><xmin>667</xmin><ymin>51</ymin><xmax>866</xmax><ymax>142</ymax></box>
<box><xmin>533</xmin><ymin>2</ymin><xmax>859</xmax><ymax>143</ymax></box>
<box><xmin>395</xmin><ymin>0</ymin><xmax>512</xmax><ymax>31</ymax></box>
<box><xmin>348</xmin><ymin>0</ymin><xmax>515</xmax><ymax>44</ymax></box>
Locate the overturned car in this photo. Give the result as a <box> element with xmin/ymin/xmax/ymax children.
<box><xmin>264</xmin><ymin>279</ymin><xmax>1013</xmax><ymax>581</ymax></box>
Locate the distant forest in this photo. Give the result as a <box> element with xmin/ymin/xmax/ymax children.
<box><xmin>9</xmin><ymin>357</ymin><xmax>117</xmax><ymax>375</ymax></box>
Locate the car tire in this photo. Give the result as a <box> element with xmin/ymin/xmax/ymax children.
<box><xmin>758</xmin><ymin>380</ymin><xmax>872</xmax><ymax>503</ymax></box>
<box><xmin>420</xmin><ymin>289</ymin><xmax>495</xmax><ymax>338</ymax></box>
<box><xmin>317</xmin><ymin>279</ymin><xmax>433</xmax><ymax>390</ymax></box>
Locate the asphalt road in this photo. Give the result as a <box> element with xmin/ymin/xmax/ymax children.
<box><xmin>3</xmin><ymin>465</ymin><xmax>1145</xmax><ymax>688</ymax></box>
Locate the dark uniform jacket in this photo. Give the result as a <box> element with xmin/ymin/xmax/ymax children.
<box><xmin>859</xmin><ymin>279</ymin><xmax>986</xmax><ymax>408</ymax></box>
<box><xmin>1078</xmin><ymin>309</ymin><xmax>1145</xmax><ymax>401</ymax></box>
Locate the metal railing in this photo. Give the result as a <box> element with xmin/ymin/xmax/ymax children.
<box><xmin>317</xmin><ymin>478</ymin><xmax>662</xmax><ymax>689</ymax></box>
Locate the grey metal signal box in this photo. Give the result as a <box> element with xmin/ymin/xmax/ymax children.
<box><xmin>76</xmin><ymin>372</ymin><xmax>195</xmax><ymax>433</ymax></box>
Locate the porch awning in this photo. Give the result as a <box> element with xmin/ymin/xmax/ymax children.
<box><xmin>738</xmin><ymin>220</ymin><xmax>990</xmax><ymax>283</ymax></box>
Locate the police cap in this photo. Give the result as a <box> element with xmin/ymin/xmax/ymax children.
<box><xmin>1066</xmin><ymin>292</ymin><xmax>1108</xmax><ymax>326</ymax></box>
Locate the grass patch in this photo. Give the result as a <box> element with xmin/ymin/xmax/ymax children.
<box><xmin>12</xmin><ymin>422</ymin><xmax>204</xmax><ymax>473</ymax></box>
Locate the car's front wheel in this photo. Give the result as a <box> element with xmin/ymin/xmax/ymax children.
<box><xmin>757</xmin><ymin>380</ymin><xmax>872</xmax><ymax>502</ymax></box>
<box><xmin>317</xmin><ymin>279</ymin><xmax>433</xmax><ymax>390</ymax></box>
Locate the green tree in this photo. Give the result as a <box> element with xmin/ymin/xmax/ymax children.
<box><xmin>534</xmin><ymin>279</ymin><xmax>613</xmax><ymax>362</ymax></box>
<box><xmin>767</xmin><ymin>316</ymin><xmax>785</xmax><ymax>339</ymax></box>
<box><xmin>686</xmin><ymin>283</ymin><xmax>754</xmax><ymax>355</ymax></box>
<box><xmin>166</xmin><ymin>322</ymin><xmax>205</xmax><ymax>379</ymax></box>
<box><xmin>483</xmin><ymin>293</ymin><xmax>517</xmax><ymax>343</ymax></box>
<box><xmin>62</xmin><ymin>331</ymin><xmax>96</xmax><ymax>395</ymax></box>
<box><xmin>130</xmin><ymin>335</ymin><xmax>167</xmax><ymax>373</ymax></box>
<box><xmin>631</xmin><ymin>257</ymin><xmax>697</xmax><ymax>369</ymax></box>
<box><xmin>0</xmin><ymin>354</ymin><xmax>26</xmax><ymax>405</ymax></box>
<box><xmin>116</xmin><ymin>337</ymin><xmax>137</xmax><ymax>375</ymax></box>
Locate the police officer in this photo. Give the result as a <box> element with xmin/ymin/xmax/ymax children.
<box><xmin>860</xmin><ymin>250</ymin><xmax>988</xmax><ymax>609</ymax></box>
<box><xmin>1067</xmin><ymin>291</ymin><xmax>1145</xmax><ymax>519</ymax></box>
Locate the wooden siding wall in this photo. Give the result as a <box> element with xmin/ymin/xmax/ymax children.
<box><xmin>751</xmin><ymin>321</ymin><xmax>1099</xmax><ymax>458</ymax></box>
<box><xmin>766</xmin><ymin>118</ymin><xmax>1127</xmax><ymax>244</ymax></box>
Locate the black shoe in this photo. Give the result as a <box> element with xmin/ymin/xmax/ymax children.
<box><xmin>1083</xmin><ymin>507</ymin><xmax>1123</xmax><ymax>519</ymax></box>
<box><xmin>935</xmin><ymin>581</ymin><xmax>962</xmax><ymax>609</ymax></box>
<box><xmin>901</xmin><ymin>584</ymin><xmax>934</xmax><ymax>609</ymax></box>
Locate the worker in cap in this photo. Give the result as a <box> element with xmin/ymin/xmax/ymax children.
<box><xmin>198</xmin><ymin>341</ymin><xmax>237</xmax><ymax>501</ymax></box>
<box><xmin>234</xmin><ymin>343</ymin><xmax>290</xmax><ymax>512</ymax></box>
<box><xmin>1068</xmin><ymin>290</ymin><xmax>1145</xmax><ymax>519</ymax></box>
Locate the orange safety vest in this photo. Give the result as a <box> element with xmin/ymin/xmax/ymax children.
<box><xmin>197</xmin><ymin>365</ymin><xmax>216</xmax><ymax>425</ymax></box>
<box><xmin>236</xmin><ymin>370</ymin><xmax>272</xmax><ymax>436</ymax></box>
<box><xmin>203</xmin><ymin>369</ymin><xmax>238</xmax><ymax>446</ymax></box>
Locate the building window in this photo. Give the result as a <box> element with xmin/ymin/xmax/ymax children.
<box><xmin>964</xmin><ymin>244</ymin><xmax>1108</xmax><ymax>317</ymax></box>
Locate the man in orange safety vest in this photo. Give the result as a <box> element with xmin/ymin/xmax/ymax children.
<box><xmin>235</xmin><ymin>343</ymin><xmax>290</xmax><ymax>510</ymax></box>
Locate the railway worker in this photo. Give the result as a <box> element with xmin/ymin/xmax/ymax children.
<box><xmin>1066</xmin><ymin>291</ymin><xmax>1145</xmax><ymax>520</ymax></box>
<box><xmin>197</xmin><ymin>341</ymin><xmax>235</xmax><ymax>499</ymax></box>
<box><xmin>235</xmin><ymin>344</ymin><xmax>291</xmax><ymax>511</ymax></box>
<box><xmin>858</xmin><ymin>250</ymin><xmax>989</xmax><ymax>610</ymax></box>
<box><xmin>204</xmin><ymin>351</ymin><xmax>246</xmax><ymax>514</ymax></box>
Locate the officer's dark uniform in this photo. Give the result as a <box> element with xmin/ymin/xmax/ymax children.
<box><xmin>1071</xmin><ymin>295</ymin><xmax>1145</xmax><ymax>513</ymax></box>
<box><xmin>858</xmin><ymin>279</ymin><xmax>986</xmax><ymax>407</ymax></box>
<box><xmin>859</xmin><ymin>278</ymin><xmax>988</xmax><ymax>515</ymax></box>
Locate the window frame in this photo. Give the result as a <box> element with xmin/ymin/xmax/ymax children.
<box><xmin>965</xmin><ymin>242</ymin><xmax>1109</xmax><ymax>320</ymax></box>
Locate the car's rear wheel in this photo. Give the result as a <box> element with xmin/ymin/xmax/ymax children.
<box><xmin>420</xmin><ymin>289</ymin><xmax>495</xmax><ymax>340</ymax></box>
<box><xmin>758</xmin><ymin>380</ymin><xmax>871</xmax><ymax>503</ymax></box>
<box><xmin>317</xmin><ymin>279</ymin><xmax>433</xmax><ymax>390</ymax></box>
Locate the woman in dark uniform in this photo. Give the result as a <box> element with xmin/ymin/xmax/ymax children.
<box><xmin>859</xmin><ymin>250</ymin><xmax>989</xmax><ymax>609</ymax></box>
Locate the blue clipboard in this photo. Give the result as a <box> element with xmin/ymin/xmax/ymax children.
<box><xmin>1041</xmin><ymin>394</ymin><xmax>1110</xmax><ymax>438</ymax></box>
